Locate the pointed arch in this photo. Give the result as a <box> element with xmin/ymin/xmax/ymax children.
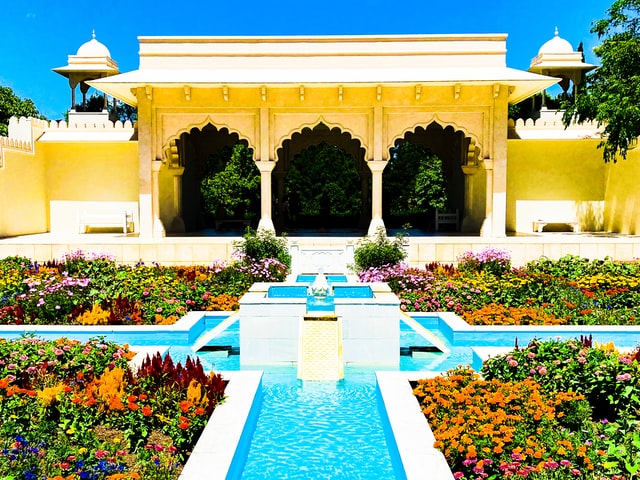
<box><xmin>162</xmin><ymin>115</ymin><xmax>256</xmax><ymax>164</ymax></box>
<box><xmin>389</xmin><ymin>114</ymin><xmax>483</xmax><ymax>160</ymax></box>
<box><xmin>274</xmin><ymin>116</ymin><xmax>368</xmax><ymax>161</ymax></box>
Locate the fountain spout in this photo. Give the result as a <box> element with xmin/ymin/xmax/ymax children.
<box><xmin>309</xmin><ymin>267</ymin><xmax>331</xmax><ymax>298</ymax></box>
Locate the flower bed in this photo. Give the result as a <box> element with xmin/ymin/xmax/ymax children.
<box><xmin>0</xmin><ymin>251</ymin><xmax>288</xmax><ymax>326</ymax></box>
<box><xmin>0</xmin><ymin>336</ymin><xmax>226</xmax><ymax>479</ymax></box>
<box><xmin>415</xmin><ymin>337</ymin><xmax>640</xmax><ymax>479</ymax></box>
<box><xmin>360</xmin><ymin>249</ymin><xmax>640</xmax><ymax>326</ymax></box>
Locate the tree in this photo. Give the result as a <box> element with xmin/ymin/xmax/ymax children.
<box><xmin>285</xmin><ymin>142</ymin><xmax>362</xmax><ymax>219</ymax></box>
<box><xmin>73</xmin><ymin>93</ymin><xmax>137</xmax><ymax>123</ymax></box>
<box><xmin>200</xmin><ymin>143</ymin><xmax>260</xmax><ymax>220</ymax></box>
<box><xmin>0</xmin><ymin>86</ymin><xmax>44</xmax><ymax>136</ymax></box>
<box><xmin>383</xmin><ymin>142</ymin><xmax>447</xmax><ymax>217</ymax></box>
<box><xmin>563</xmin><ymin>0</ymin><xmax>640</xmax><ymax>162</ymax></box>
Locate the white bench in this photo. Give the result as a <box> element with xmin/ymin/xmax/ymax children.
<box><xmin>78</xmin><ymin>211</ymin><xmax>134</xmax><ymax>235</ymax></box>
<box><xmin>532</xmin><ymin>219</ymin><xmax>580</xmax><ymax>233</ymax></box>
<box><xmin>435</xmin><ymin>209</ymin><xmax>460</xmax><ymax>231</ymax></box>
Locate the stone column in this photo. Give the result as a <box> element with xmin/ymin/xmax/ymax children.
<box><xmin>151</xmin><ymin>161</ymin><xmax>166</xmax><ymax>237</ymax></box>
<box><xmin>480</xmin><ymin>159</ymin><xmax>494</xmax><ymax>237</ymax></box>
<box><xmin>170</xmin><ymin>167</ymin><xmax>185</xmax><ymax>233</ymax></box>
<box><xmin>367</xmin><ymin>160</ymin><xmax>388</xmax><ymax>236</ymax></box>
<box><xmin>490</xmin><ymin>85</ymin><xmax>508</xmax><ymax>237</ymax></box>
<box><xmin>461</xmin><ymin>165</ymin><xmax>478</xmax><ymax>232</ymax></box>
<box><xmin>136</xmin><ymin>86</ymin><xmax>154</xmax><ymax>237</ymax></box>
<box><xmin>256</xmin><ymin>161</ymin><xmax>276</xmax><ymax>232</ymax></box>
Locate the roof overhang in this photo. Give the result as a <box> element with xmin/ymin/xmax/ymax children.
<box><xmin>89</xmin><ymin>67</ymin><xmax>558</xmax><ymax>106</ymax></box>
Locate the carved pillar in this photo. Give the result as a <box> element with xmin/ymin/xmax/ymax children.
<box><xmin>256</xmin><ymin>161</ymin><xmax>276</xmax><ymax>232</ymax></box>
<box><xmin>151</xmin><ymin>161</ymin><xmax>166</xmax><ymax>237</ymax></box>
<box><xmin>461</xmin><ymin>164</ymin><xmax>479</xmax><ymax>232</ymax></box>
<box><xmin>491</xmin><ymin>84</ymin><xmax>508</xmax><ymax>237</ymax></box>
<box><xmin>367</xmin><ymin>160</ymin><xmax>388</xmax><ymax>235</ymax></box>
<box><xmin>136</xmin><ymin>86</ymin><xmax>154</xmax><ymax>238</ymax></box>
<box><xmin>478</xmin><ymin>159</ymin><xmax>493</xmax><ymax>237</ymax></box>
<box><xmin>170</xmin><ymin>167</ymin><xmax>185</xmax><ymax>233</ymax></box>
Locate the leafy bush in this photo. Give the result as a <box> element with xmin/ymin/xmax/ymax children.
<box><xmin>352</xmin><ymin>227</ymin><xmax>407</xmax><ymax>271</ymax></box>
<box><xmin>234</xmin><ymin>228</ymin><xmax>291</xmax><ymax>271</ymax></box>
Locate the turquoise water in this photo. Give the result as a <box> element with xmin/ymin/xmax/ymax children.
<box><xmin>168</xmin><ymin>314</ymin><xmax>465</xmax><ymax>479</ymax></box>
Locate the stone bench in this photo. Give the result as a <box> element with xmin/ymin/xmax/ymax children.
<box><xmin>435</xmin><ymin>209</ymin><xmax>459</xmax><ymax>231</ymax></box>
<box><xmin>532</xmin><ymin>219</ymin><xmax>580</xmax><ymax>233</ymax></box>
<box><xmin>78</xmin><ymin>211</ymin><xmax>134</xmax><ymax>235</ymax></box>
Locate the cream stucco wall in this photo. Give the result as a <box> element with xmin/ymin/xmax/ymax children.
<box><xmin>0</xmin><ymin>147</ymin><xmax>47</xmax><ymax>236</ymax></box>
<box><xmin>39</xmin><ymin>141</ymin><xmax>139</xmax><ymax>233</ymax></box>
<box><xmin>507</xmin><ymin>139</ymin><xmax>605</xmax><ymax>233</ymax></box>
<box><xmin>603</xmin><ymin>148</ymin><xmax>640</xmax><ymax>234</ymax></box>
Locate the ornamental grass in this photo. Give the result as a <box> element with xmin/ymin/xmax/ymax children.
<box><xmin>0</xmin><ymin>336</ymin><xmax>226</xmax><ymax>479</ymax></box>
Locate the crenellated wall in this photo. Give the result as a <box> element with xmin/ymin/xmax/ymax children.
<box><xmin>0</xmin><ymin>117</ymin><xmax>138</xmax><ymax>237</ymax></box>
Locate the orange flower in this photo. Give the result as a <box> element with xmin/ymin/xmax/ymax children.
<box><xmin>179</xmin><ymin>421</ymin><xmax>190</xmax><ymax>430</ymax></box>
<box><xmin>142</xmin><ymin>406</ymin><xmax>152</xmax><ymax>416</ymax></box>
<box><xmin>128</xmin><ymin>402</ymin><xmax>138</xmax><ymax>411</ymax></box>
<box><xmin>179</xmin><ymin>400</ymin><xmax>192</xmax><ymax>413</ymax></box>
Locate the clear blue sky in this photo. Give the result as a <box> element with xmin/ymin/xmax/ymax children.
<box><xmin>1</xmin><ymin>0</ymin><xmax>613</xmax><ymax>120</ymax></box>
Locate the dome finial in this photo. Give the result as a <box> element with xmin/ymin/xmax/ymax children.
<box><xmin>92</xmin><ymin>29</ymin><xmax>96</xmax><ymax>40</ymax></box>
<box><xmin>554</xmin><ymin>26</ymin><xmax>559</xmax><ymax>36</ymax></box>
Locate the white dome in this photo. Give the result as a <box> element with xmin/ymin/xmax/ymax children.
<box><xmin>76</xmin><ymin>31</ymin><xmax>111</xmax><ymax>58</ymax></box>
<box><xmin>538</xmin><ymin>27</ymin><xmax>574</xmax><ymax>55</ymax></box>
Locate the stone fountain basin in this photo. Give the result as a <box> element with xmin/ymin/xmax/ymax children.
<box><xmin>239</xmin><ymin>282</ymin><xmax>400</xmax><ymax>365</ymax></box>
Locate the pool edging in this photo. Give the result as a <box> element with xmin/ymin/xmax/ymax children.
<box><xmin>376</xmin><ymin>371</ymin><xmax>455</xmax><ymax>480</ymax></box>
<box><xmin>178</xmin><ymin>370</ymin><xmax>264</xmax><ymax>480</ymax></box>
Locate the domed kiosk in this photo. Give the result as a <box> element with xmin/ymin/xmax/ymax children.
<box><xmin>529</xmin><ymin>27</ymin><xmax>595</xmax><ymax>100</ymax></box>
<box><xmin>53</xmin><ymin>31</ymin><xmax>119</xmax><ymax>124</ymax></box>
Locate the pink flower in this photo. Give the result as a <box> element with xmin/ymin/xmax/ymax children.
<box><xmin>616</xmin><ymin>373</ymin><xmax>632</xmax><ymax>381</ymax></box>
<box><xmin>537</xmin><ymin>366</ymin><xmax>547</xmax><ymax>375</ymax></box>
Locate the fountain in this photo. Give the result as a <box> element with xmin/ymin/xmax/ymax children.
<box><xmin>239</xmin><ymin>267</ymin><xmax>400</xmax><ymax>367</ymax></box>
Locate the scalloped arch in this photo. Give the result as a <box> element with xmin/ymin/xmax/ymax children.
<box><xmin>163</xmin><ymin>115</ymin><xmax>255</xmax><ymax>155</ymax></box>
<box><xmin>275</xmin><ymin>117</ymin><xmax>367</xmax><ymax>159</ymax></box>
<box><xmin>389</xmin><ymin>115</ymin><xmax>482</xmax><ymax>157</ymax></box>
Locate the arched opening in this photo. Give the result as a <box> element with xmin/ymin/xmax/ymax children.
<box><xmin>274</xmin><ymin>123</ymin><xmax>370</xmax><ymax>234</ymax></box>
<box><xmin>176</xmin><ymin>124</ymin><xmax>258</xmax><ymax>232</ymax></box>
<box><xmin>385</xmin><ymin>122</ymin><xmax>468</xmax><ymax>231</ymax></box>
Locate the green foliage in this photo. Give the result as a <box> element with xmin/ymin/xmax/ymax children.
<box><xmin>383</xmin><ymin>142</ymin><xmax>447</xmax><ymax>216</ymax></box>
<box><xmin>73</xmin><ymin>93</ymin><xmax>137</xmax><ymax>122</ymax></box>
<box><xmin>352</xmin><ymin>227</ymin><xmax>407</xmax><ymax>271</ymax></box>
<box><xmin>563</xmin><ymin>0</ymin><xmax>640</xmax><ymax>162</ymax></box>
<box><xmin>0</xmin><ymin>86</ymin><xmax>44</xmax><ymax>136</ymax></box>
<box><xmin>200</xmin><ymin>144</ymin><xmax>260</xmax><ymax>219</ymax></box>
<box><xmin>234</xmin><ymin>228</ymin><xmax>291</xmax><ymax>269</ymax></box>
<box><xmin>285</xmin><ymin>142</ymin><xmax>362</xmax><ymax>218</ymax></box>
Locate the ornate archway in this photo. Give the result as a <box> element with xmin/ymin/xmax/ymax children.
<box><xmin>386</xmin><ymin>121</ymin><xmax>482</xmax><ymax>232</ymax></box>
<box><xmin>162</xmin><ymin>123</ymin><xmax>255</xmax><ymax>233</ymax></box>
<box><xmin>273</xmin><ymin>123</ymin><xmax>370</xmax><ymax>232</ymax></box>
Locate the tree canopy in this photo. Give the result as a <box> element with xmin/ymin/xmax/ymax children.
<box><xmin>285</xmin><ymin>142</ymin><xmax>362</xmax><ymax>219</ymax></box>
<box><xmin>0</xmin><ymin>86</ymin><xmax>44</xmax><ymax>136</ymax></box>
<box><xmin>200</xmin><ymin>143</ymin><xmax>260</xmax><ymax>220</ymax></box>
<box><xmin>563</xmin><ymin>0</ymin><xmax>640</xmax><ymax>162</ymax></box>
<box><xmin>383</xmin><ymin>142</ymin><xmax>448</xmax><ymax>217</ymax></box>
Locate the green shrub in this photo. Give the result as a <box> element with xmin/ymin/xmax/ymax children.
<box><xmin>234</xmin><ymin>227</ymin><xmax>291</xmax><ymax>270</ymax></box>
<box><xmin>352</xmin><ymin>227</ymin><xmax>407</xmax><ymax>271</ymax></box>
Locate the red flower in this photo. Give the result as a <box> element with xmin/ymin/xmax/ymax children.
<box><xmin>142</xmin><ymin>406</ymin><xmax>153</xmax><ymax>416</ymax></box>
